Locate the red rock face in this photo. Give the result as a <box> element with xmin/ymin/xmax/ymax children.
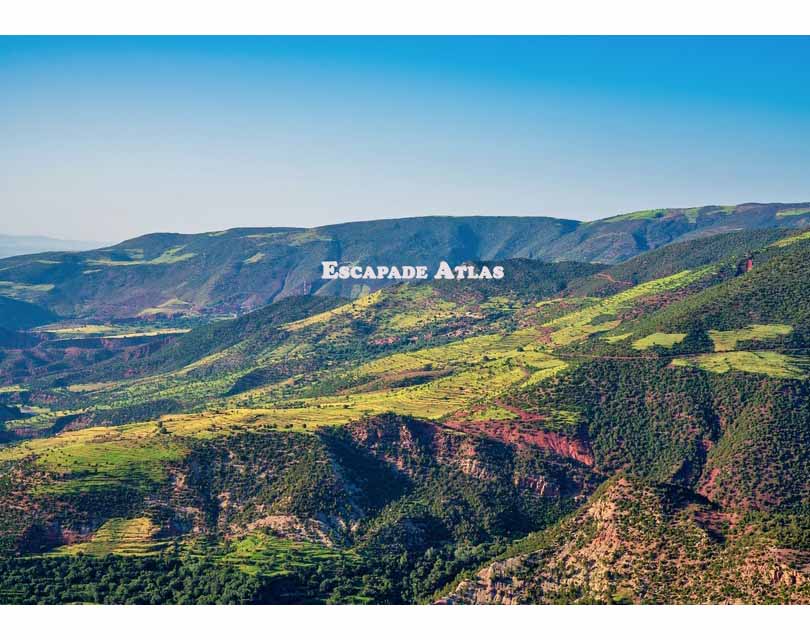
<box><xmin>343</xmin><ymin>414</ymin><xmax>591</xmax><ymax>498</ymax></box>
<box><xmin>447</xmin><ymin>420</ymin><xmax>594</xmax><ymax>467</ymax></box>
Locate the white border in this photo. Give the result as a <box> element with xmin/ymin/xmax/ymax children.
<box><xmin>0</xmin><ymin>0</ymin><xmax>808</xmax><ymax>35</ymax></box>
<box><xmin>2</xmin><ymin>4</ymin><xmax>810</xmax><ymax>635</ymax></box>
<box><xmin>5</xmin><ymin>603</ymin><xmax>810</xmax><ymax>638</ymax></box>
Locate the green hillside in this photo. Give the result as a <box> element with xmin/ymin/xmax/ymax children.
<box><xmin>2</xmin><ymin>211</ymin><xmax>810</xmax><ymax>603</ymax></box>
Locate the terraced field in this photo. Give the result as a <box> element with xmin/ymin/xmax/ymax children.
<box><xmin>0</xmin><ymin>281</ymin><xmax>54</xmax><ymax>302</ymax></box>
<box><xmin>49</xmin><ymin>518</ymin><xmax>166</xmax><ymax>557</ymax></box>
<box><xmin>671</xmin><ymin>350</ymin><xmax>810</xmax><ymax>378</ymax></box>
<box><xmin>544</xmin><ymin>269</ymin><xmax>711</xmax><ymax>345</ymax></box>
<box><xmin>218</xmin><ymin>532</ymin><xmax>355</xmax><ymax>578</ymax></box>
<box><xmin>632</xmin><ymin>332</ymin><xmax>687</xmax><ymax>350</ymax></box>
<box><xmin>283</xmin><ymin>290</ymin><xmax>384</xmax><ymax>331</ymax></box>
<box><xmin>162</xmin><ymin>347</ymin><xmax>567</xmax><ymax>434</ymax></box>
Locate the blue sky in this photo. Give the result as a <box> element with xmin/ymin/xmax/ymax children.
<box><xmin>1</xmin><ymin>36</ymin><xmax>808</xmax><ymax>242</ymax></box>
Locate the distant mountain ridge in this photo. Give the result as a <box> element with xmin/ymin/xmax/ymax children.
<box><xmin>0</xmin><ymin>201</ymin><xmax>807</xmax><ymax>320</ymax></box>
<box><xmin>0</xmin><ymin>234</ymin><xmax>104</xmax><ymax>259</ymax></box>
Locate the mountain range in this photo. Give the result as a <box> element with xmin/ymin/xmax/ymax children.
<box><xmin>1</xmin><ymin>201</ymin><xmax>810</xmax><ymax>603</ymax></box>
<box><xmin>0</xmin><ymin>202</ymin><xmax>808</xmax><ymax>323</ymax></box>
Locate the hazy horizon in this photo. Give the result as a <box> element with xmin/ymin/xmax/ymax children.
<box><xmin>2</xmin><ymin>36</ymin><xmax>809</xmax><ymax>242</ymax></box>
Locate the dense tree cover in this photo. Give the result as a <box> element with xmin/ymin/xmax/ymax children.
<box><xmin>0</xmin><ymin>555</ymin><xmax>264</xmax><ymax>604</ymax></box>
<box><xmin>171</xmin><ymin>420</ymin><xmax>592</xmax><ymax>547</ymax></box>
<box><xmin>510</xmin><ymin>359</ymin><xmax>719</xmax><ymax>483</ymax></box>
<box><xmin>0</xmin><ymin>540</ymin><xmax>515</xmax><ymax>604</ymax></box>
<box><xmin>0</xmin><ymin>327</ymin><xmax>41</xmax><ymax>349</ymax></box>
<box><xmin>509</xmin><ymin>352</ymin><xmax>810</xmax><ymax>510</ymax></box>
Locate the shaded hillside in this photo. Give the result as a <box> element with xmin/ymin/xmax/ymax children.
<box><xmin>549</xmin><ymin>202</ymin><xmax>810</xmax><ymax>263</ymax></box>
<box><xmin>0</xmin><ymin>296</ymin><xmax>57</xmax><ymax>330</ymax></box>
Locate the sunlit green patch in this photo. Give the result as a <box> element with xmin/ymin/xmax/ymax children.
<box><xmin>708</xmin><ymin>324</ymin><xmax>793</xmax><ymax>352</ymax></box>
<box><xmin>2</xmin><ymin>409</ymin><xmax>79</xmax><ymax>436</ymax></box>
<box><xmin>163</xmin><ymin>341</ymin><xmax>567</xmax><ymax>435</ymax></box>
<box><xmin>47</xmin><ymin>518</ymin><xmax>167</xmax><ymax>557</ymax></box>
<box><xmin>37</xmin><ymin>439</ymin><xmax>183</xmax><ymax>480</ymax></box>
<box><xmin>0</xmin><ymin>423</ymin><xmax>187</xmax><ymax>490</ymax></box>
<box><xmin>535</xmin><ymin>298</ymin><xmax>568</xmax><ymax>308</ymax></box>
<box><xmin>632</xmin><ymin>332</ymin><xmax>687</xmax><ymax>350</ymax></box>
<box><xmin>600</xmin><ymin>208</ymin><xmax>669</xmax><ymax>223</ymax></box>
<box><xmin>671</xmin><ymin>351</ymin><xmax>810</xmax><ymax>379</ymax></box>
<box><xmin>603</xmin><ymin>333</ymin><xmax>633</xmax><ymax>344</ymax></box>
<box><xmin>103</xmin><ymin>328</ymin><xmax>190</xmax><ymax>339</ymax></box>
<box><xmin>775</xmin><ymin>208</ymin><xmax>810</xmax><ymax>218</ymax></box>
<box><xmin>137</xmin><ymin>298</ymin><xmax>194</xmax><ymax>317</ymax></box>
<box><xmin>354</xmin><ymin>330</ymin><xmax>546</xmax><ymax>377</ymax></box>
<box><xmin>283</xmin><ymin>230</ymin><xmax>333</xmax><ymax>246</ymax></box>
<box><xmin>66</xmin><ymin>382</ymin><xmax>119</xmax><ymax>393</ymax></box>
<box><xmin>218</xmin><ymin>532</ymin><xmax>355</xmax><ymax>578</ymax></box>
<box><xmin>480</xmin><ymin>296</ymin><xmax>521</xmax><ymax>311</ymax></box>
<box><xmin>0</xmin><ymin>385</ymin><xmax>26</xmax><ymax>393</ymax></box>
<box><xmin>597</xmin><ymin>205</ymin><xmax>734</xmax><ymax>224</ymax></box>
<box><xmin>384</xmin><ymin>287</ymin><xmax>458</xmax><ymax>330</ymax></box>
<box><xmin>37</xmin><ymin>322</ymin><xmax>190</xmax><ymax>339</ymax></box>
<box><xmin>283</xmin><ymin>290</ymin><xmax>383</xmax><ymax>331</ymax></box>
<box><xmin>521</xmin><ymin>357</ymin><xmax>569</xmax><ymax>387</ymax></box>
<box><xmin>245</xmin><ymin>230</ymin><xmax>332</xmax><ymax>245</ymax></box>
<box><xmin>683</xmin><ymin>205</ymin><xmax>736</xmax><ymax>222</ymax></box>
<box><xmin>0</xmin><ymin>281</ymin><xmax>55</xmax><ymax>301</ymax></box>
<box><xmin>549</xmin><ymin>409</ymin><xmax>580</xmax><ymax>425</ymax></box>
<box><xmin>87</xmin><ymin>246</ymin><xmax>195</xmax><ymax>267</ymax></box>
<box><xmin>770</xmin><ymin>230</ymin><xmax>810</xmax><ymax>248</ymax></box>
<box><xmin>40</xmin><ymin>323</ymin><xmax>119</xmax><ymax>335</ymax></box>
<box><xmin>243</xmin><ymin>252</ymin><xmax>265</xmax><ymax>264</ymax></box>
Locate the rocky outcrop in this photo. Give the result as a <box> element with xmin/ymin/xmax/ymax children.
<box><xmin>439</xmin><ymin>477</ymin><xmax>810</xmax><ymax>604</ymax></box>
<box><xmin>237</xmin><ymin>514</ymin><xmax>339</xmax><ymax>547</ymax></box>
